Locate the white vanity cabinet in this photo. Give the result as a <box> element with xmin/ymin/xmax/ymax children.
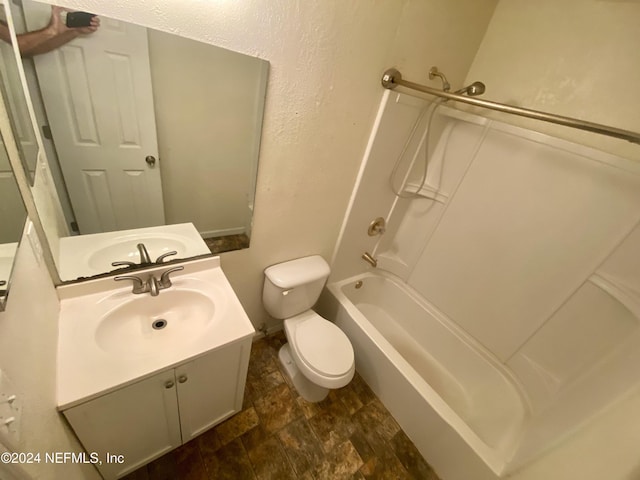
<box><xmin>63</xmin><ymin>338</ymin><xmax>251</xmax><ymax>479</ymax></box>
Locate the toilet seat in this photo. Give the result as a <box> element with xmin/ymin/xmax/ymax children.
<box><xmin>284</xmin><ymin>311</ymin><xmax>355</xmax><ymax>389</ymax></box>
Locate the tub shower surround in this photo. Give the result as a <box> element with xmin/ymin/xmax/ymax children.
<box><xmin>321</xmin><ymin>90</ymin><xmax>640</xmax><ymax>479</ymax></box>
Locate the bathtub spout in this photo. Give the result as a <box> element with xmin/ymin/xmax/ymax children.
<box><xmin>362</xmin><ymin>252</ymin><xmax>377</xmax><ymax>268</ymax></box>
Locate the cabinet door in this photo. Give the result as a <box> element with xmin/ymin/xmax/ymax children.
<box><xmin>63</xmin><ymin>371</ymin><xmax>181</xmax><ymax>480</ymax></box>
<box><xmin>176</xmin><ymin>338</ymin><xmax>251</xmax><ymax>441</ymax></box>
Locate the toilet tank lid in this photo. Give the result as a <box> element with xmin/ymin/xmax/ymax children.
<box><xmin>264</xmin><ymin>255</ymin><xmax>330</xmax><ymax>288</ymax></box>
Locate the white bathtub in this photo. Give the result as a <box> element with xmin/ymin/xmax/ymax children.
<box><xmin>317</xmin><ymin>272</ymin><xmax>529</xmax><ymax>480</ymax></box>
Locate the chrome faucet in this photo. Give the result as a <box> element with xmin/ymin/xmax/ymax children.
<box><xmin>137</xmin><ymin>243</ymin><xmax>152</xmax><ymax>264</ymax></box>
<box><xmin>115</xmin><ymin>266</ymin><xmax>184</xmax><ymax>296</ymax></box>
<box><xmin>362</xmin><ymin>252</ymin><xmax>377</xmax><ymax>268</ymax></box>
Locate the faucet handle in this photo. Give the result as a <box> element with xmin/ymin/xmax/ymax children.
<box><xmin>159</xmin><ymin>266</ymin><xmax>184</xmax><ymax>288</ymax></box>
<box><xmin>114</xmin><ymin>275</ymin><xmax>146</xmax><ymax>294</ymax></box>
<box><xmin>111</xmin><ymin>260</ymin><xmax>137</xmax><ymax>268</ymax></box>
<box><xmin>155</xmin><ymin>251</ymin><xmax>178</xmax><ymax>264</ymax></box>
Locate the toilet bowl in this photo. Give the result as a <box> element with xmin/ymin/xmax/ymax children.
<box><xmin>280</xmin><ymin>311</ymin><xmax>354</xmax><ymax>401</ymax></box>
<box><xmin>262</xmin><ymin>255</ymin><xmax>355</xmax><ymax>402</ymax></box>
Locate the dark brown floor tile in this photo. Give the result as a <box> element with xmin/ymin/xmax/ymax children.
<box><xmin>174</xmin><ymin>440</ymin><xmax>208</xmax><ymax>480</ymax></box>
<box><xmin>201</xmin><ymin>437</ymin><xmax>255</xmax><ymax>480</ymax></box>
<box><xmin>146</xmin><ymin>451</ymin><xmax>178</xmax><ymax>480</ymax></box>
<box><xmin>253</xmin><ymin>382</ymin><xmax>303</xmax><ymax>433</ymax></box>
<box><xmin>352</xmin><ymin>409</ymin><xmax>392</xmax><ymax>457</ymax></box>
<box><xmin>298</xmin><ymin>470</ymin><xmax>315</xmax><ymax>480</ymax></box>
<box><xmin>391</xmin><ymin>430</ymin><xmax>439</xmax><ymax>479</ymax></box>
<box><xmin>216</xmin><ymin>407</ymin><xmax>260</xmax><ymax>445</ymax></box>
<box><xmin>277</xmin><ymin>417</ymin><xmax>324</xmax><ymax>475</ymax></box>
<box><xmin>246</xmin><ymin>435</ymin><xmax>297</xmax><ymax>480</ymax></box>
<box><xmin>350</xmin><ymin>374</ymin><xmax>376</xmax><ymax>406</ymax></box>
<box><xmin>249</xmin><ymin>339</ymin><xmax>280</xmax><ymax>377</ymax></box>
<box><xmin>349</xmin><ymin>430</ymin><xmax>376</xmax><ymax>464</ymax></box>
<box><xmin>359</xmin><ymin>449</ymin><xmax>411</xmax><ymax>480</ymax></box>
<box><xmin>197</xmin><ymin>426</ymin><xmax>223</xmax><ymax>457</ymax></box>
<box><xmin>296</xmin><ymin>395</ymin><xmax>323</xmax><ymax>419</ymax></box>
<box><xmin>264</xmin><ymin>330</ymin><xmax>287</xmax><ymax>349</ymax></box>
<box><xmin>248</xmin><ymin>369</ymin><xmax>287</xmax><ymax>398</ymax></box>
<box><xmin>242</xmin><ymin>423</ymin><xmax>272</xmax><ymax>452</ymax></box>
<box><xmin>120</xmin><ymin>466</ymin><xmax>149</xmax><ymax>480</ymax></box>
<box><xmin>334</xmin><ymin>382</ymin><xmax>365</xmax><ymax>415</ymax></box>
<box><xmin>353</xmin><ymin>399</ymin><xmax>397</xmax><ymax>441</ymax></box>
<box><xmin>312</xmin><ymin>440</ymin><xmax>363</xmax><ymax>480</ymax></box>
<box><xmin>379</xmin><ymin>413</ymin><xmax>401</xmax><ymax>441</ymax></box>
<box><xmin>243</xmin><ymin>379</ymin><xmax>256</xmax><ymax>409</ymax></box>
<box><xmin>204</xmin><ymin>233</ymin><xmax>249</xmax><ymax>254</ymax></box>
<box><xmin>308</xmin><ymin>397</ymin><xmax>358</xmax><ymax>453</ymax></box>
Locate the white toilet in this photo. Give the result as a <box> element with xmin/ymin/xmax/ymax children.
<box><xmin>263</xmin><ymin>255</ymin><xmax>355</xmax><ymax>402</ymax></box>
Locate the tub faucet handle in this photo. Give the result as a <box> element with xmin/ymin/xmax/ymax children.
<box><xmin>368</xmin><ymin>217</ymin><xmax>386</xmax><ymax>236</ymax></box>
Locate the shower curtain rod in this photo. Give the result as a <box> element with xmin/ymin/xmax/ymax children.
<box><xmin>381</xmin><ymin>68</ymin><xmax>640</xmax><ymax>146</ymax></box>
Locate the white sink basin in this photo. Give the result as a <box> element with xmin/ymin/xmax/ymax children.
<box><xmin>58</xmin><ymin>223</ymin><xmax>211</xmax><ymax>281</ymax></box>
<box><xmin>87</xmin><ymin>236</ymin><xmax>188</xmax><ymax>270</ymax></box>
<box><xmin>95</xmin><ymin>288</ymin><xmax>216</xmax><ymax>356</ymax></box>
<box><xmin>57</xmin><ymin>257</ymin><xmax>255</xmax><ymax>409</ymax></box>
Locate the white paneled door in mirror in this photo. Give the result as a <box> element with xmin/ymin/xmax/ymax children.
<box><xmin>22</xmin><ymin>2</ymin><xmax>164</xmax><ymax>234</ymax></box>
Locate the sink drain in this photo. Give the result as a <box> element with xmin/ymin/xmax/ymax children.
<box><xmin>152</xmin><ymin>319</ymin><xmax>168</xmax><ymax>330</ymax></box>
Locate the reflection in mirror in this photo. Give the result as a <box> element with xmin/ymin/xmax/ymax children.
<box><xmin>10</xmin><ymin>0</ymin><xmax>268</xmax><ymax>282</ymax></box>
<box><xmin>0</xmin><ymin>3</ymin><xmax>30</xmax><ymax>311</ymax></box>
<box><xmin>0</xmin><ymin>4</ymin><xmax>38</xmax><ymax>185</ymax></box>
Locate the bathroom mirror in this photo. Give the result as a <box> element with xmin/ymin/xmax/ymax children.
<box><xmin>8</xmin><ymin>0</ymin><xmax>268</xmax><ymax>282</ymax></box>
<box><xmin>0</xmin><ymin>4</ymin><xmax>30</xmax><ymax>310</ymax></box>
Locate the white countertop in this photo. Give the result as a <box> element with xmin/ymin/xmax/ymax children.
<box><xmin>57</xmin><ymin>257</ymin><xmax>255</xmax><ymax>410</ymax></box>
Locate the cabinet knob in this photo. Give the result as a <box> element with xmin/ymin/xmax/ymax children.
<box><xmin>164</xmin><ymin>380</ymin><xmax>175</xmax><ymax>389</ymax></box>
<box><xmin>178</xmin><ymin>375</ymin><xmax>188</xmax><ymax>384</ymax></box>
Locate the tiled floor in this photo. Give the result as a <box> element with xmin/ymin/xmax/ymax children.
<box><xmin>204</xmin><ymin>234</ymin><xmax>250</xmax><ymax>254</ymax></box>
<box><xmin>123</xmin><ymin>332</ymin><xmax>439</xmax><ymax>479</ymax></box>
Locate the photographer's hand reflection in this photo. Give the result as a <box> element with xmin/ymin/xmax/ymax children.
<box><xmin>0</xmin><ymin>6</ymin><xmax>99</xmax><ymax>57</ymax></box>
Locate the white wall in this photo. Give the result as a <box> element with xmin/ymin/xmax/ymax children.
<box><xmin>465</xmin><ymin>0</ymin><xmax>640</xmax><ymax>162</ymax></box>
<box><xmin>0</xmin><ymin>233</ymin><xmax>99</xmax><ymax>480</ymax></box>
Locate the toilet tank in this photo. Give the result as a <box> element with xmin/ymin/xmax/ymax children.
<box><xmin>263</xmin><ymin>255</ymin><xmax>331</xmax><ymax>319</ymax></box>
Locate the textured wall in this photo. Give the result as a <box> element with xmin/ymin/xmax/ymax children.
<box><xmin>0</xmin><ymin>237</ymin><xmax>99</xmax><ymax>480</ymax></box>
<box><xmin>465</xmin><ymin>0</ymin><xmax>640</xmax><ymax>161</ymax></box>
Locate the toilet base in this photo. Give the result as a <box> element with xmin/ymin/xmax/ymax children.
<box><xmin>279</xmin><ymin>344</ymin><xmax>329</xmax><ymax>402</ymax></box>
